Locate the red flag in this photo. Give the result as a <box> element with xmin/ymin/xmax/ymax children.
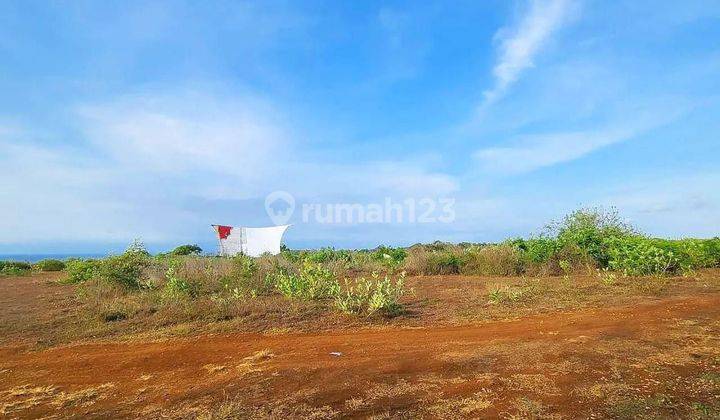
<box><xmin>216</xmin><ymin>225</ymin><xmax>232</xmax><ymax>239</ymax></box>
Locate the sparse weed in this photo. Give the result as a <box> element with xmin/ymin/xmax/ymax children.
<box><xmin>488</xmin><ymin>285</ymin><xmax>525</xmax><ymax>304</ymax></box>
<box><xmin>273</xmin><ymin>260</ymin><xmax>340</xmax><ymax>300</ymax></box>
<box><xmin>335</xmin><ymin>272</ymin><xmax>407</xmax><ymax>316</ymax></box>
<box><xmin>163</xmin><ymin>261</ymin><xmax>195</xmax><ymax>298</ymax></box>
<box><xmin>596</xmin><ymin>268</ymin><xmax>617</xmax><ymax>286</ymax></box>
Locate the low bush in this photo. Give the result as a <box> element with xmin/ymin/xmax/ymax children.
<box><xmin>335</xmin><ymin>272</ymin><xmax>406</xmax><ymax>317</ymax></box>
<box><xmin>462</xmin><ymin>245</ymin><xmax>523</xmax><ymax>276</ymax></box>
<box><xmin>604</xmin><ymin>236</ymin><xmax>720</xmax><ymax>276</ymax></box>
<box><xmin>0</xmin><ymin>261</ymin><xmax>32</xmax><ymax>276</ymax></box>
<box><xmin>34</xmin><ymin>259</ymin><xmax>66</xmax><ymax>271</ymax></box>
<box><xmin>658</xmin><ymin>238</ymin><xmax>720</xmax><ymax>271</ymax></box>
<box><xmin>221</xmin><ymin>254</ymin><xmax>285</xmax><ymax>298</ymax></box>
<box><xmin>304</xmin><ymin>247</ymin><xmax>352</xmax><ymax>264</ymax></box>
<box><xmin>426</xmin><ymin>251</ymin><xmax>462</xmax><ymax>275</ymax></box>
<box><xmin>605</xmin><ymin>236</ymin><xmax>678</xmax><ymax>276</ymax></box>
<box><xmin>163</xmin><ymin>261</ymin><xmax>197</xmax><ymax>299</ymax></box>
<box><xmin>402</xmin><ymin>247</ymin><xmax>429</xmax><ymax>275</ymax></box>
<box><xmin>169</xmin><ymin>244</ymin><xmax>203</xmax><ymax>256</ymax></box>
<box><xmin>403</xmin><ymin>247</ymin><xmax>462</xmax><ymax>275</ymax></box>
<box><xmin>63</xmin><ymin>259</ymin><xmax>100</xmax><ymax>283</ymax></box>
<box><xmin>97</xmin><ymin>241</ymin><xmax>152</xmax><ymax>289</ymax></box>
<box><xmin>372</xmin><ymin>246</ymin><xmax>407</xmax><ymax>265</ymax></box>
<box><xmin>510</xmin><ymin>237</ymin><xmax>559</xmax><ymax>264</ymax></box>
<box><xmin>273</xmin><ymin>260</ymin><xmax>339</xmax><ymax>300</ymax></box>
<box><xmin>550</xmin><ymin>207</ymin><xmax>636</xmax><ymax>267</ymax></box>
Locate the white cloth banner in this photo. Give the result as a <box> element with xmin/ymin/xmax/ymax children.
<box><xmin>213</xmin><ymin>224</ymin><xmax>289</xmax><ymax>257</ymax></box>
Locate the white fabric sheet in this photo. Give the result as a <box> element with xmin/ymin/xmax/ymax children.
<box><xmin>214</xmin><ymin>225</ymin><xmax>289</xmax><ymax>257</ymax></box>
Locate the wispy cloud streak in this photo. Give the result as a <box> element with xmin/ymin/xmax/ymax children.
<box><xmin>482</xmin><ymin>0</ymin><xmax>575</xmax><ymax>106</ymax></box>
<box><xmin>474</xmin><ymin>103</ymin><xmax>688</xmax><ymax>174</ymax></box>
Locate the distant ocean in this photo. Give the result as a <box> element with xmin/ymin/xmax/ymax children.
<box><xmin>0</xmin><ymin>254</ymin><xmax>105</xmax><ymax>263</ymax></box>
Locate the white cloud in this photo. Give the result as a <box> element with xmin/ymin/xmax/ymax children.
<box><xmin>474</xmin><ymin>125</ymin><xmax>636</xmax><ymax>174</ymax></box>
<box><xmin>292</xmin><ymin>160</ymin><xmax>458</xmax><ymax>198</ymax></box>
<box><xmin>482</xmin><ymin>0</ymin><xmax>576</xmax><ymax>105</ymax></box>
<box><xmin>595</xmin><ymin>172</ymin><xmax>720</xmax><ymax>238</ymax></box>
<box><xmin>78</xmin><ymin>91</ymin><xmax>286</xmax><ymax>190</ymax></box>
<box><xmin>474</xmin><ymin>99</ymin><xmax>690</xmax><ymax>174</ymax></box>
<box><xmin>0</xmin><ymin>90</ymin><xmax>460</xmax><ymax>247</ymax></box>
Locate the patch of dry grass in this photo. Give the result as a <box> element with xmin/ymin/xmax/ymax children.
<box><xmin>507</xmin><ymin>396</ymin><xmax>562</xmax><ymax>419</ymax></box>
<box><xmin>1</xmin><ymin>383</ymin><xmax>115</xmax><ymax>414</ymax></box>
<box><xmin>501</xmin><ymin>373</ymin><xmax>561</xmax><ymax>396</ymax></box>
<box><xmin>51</xmin><ymin>383</ymin><xmax>115</xmax><ymax>408</ymax></box>
<box><xmin>426</xmin><ymin>389</ymin><xmax>494</xmax><ymax>417</ymax></box>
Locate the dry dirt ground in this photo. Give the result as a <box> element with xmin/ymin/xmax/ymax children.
<box><xmin>1</xmin><ymin>272</ymin><xmax>719</xmax><ymax>419</ymax></box>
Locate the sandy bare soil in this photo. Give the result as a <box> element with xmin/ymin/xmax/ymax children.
<box><xmin>1</xmin><ymin>273</ymin><xmax>719</xmax><ymax>418</ymax></box>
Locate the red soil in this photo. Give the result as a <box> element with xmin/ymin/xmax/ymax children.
<box><xmin>1</xmin><ymin>289</ymin><xmax>718</xmax><ymax>418</ymax></box>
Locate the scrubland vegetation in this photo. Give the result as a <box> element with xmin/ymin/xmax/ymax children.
<box><xmin>2</xmin><ymin>208</ymin><xmax>720</xmax><ymax>419</ymax></box>
<box><xmin>0</xmin><ymin>259</ymin><xmax>65</xmax><ymax>276</ymax></box>
<box><xmin>4</xmin><ymin>208</ymin><xmax>719</xmax><ymax>337</ymax></box>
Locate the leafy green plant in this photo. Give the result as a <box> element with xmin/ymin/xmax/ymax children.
<box><xmin>372</xmin><ymin>246</ymin><xmax>407</xmax><ymax>265</ymax></box>
<box><xmin>488</xmin><ymin>285</ymin><xmax>525</xmax><ymax>304</ymax></box>
<box><xmin>169</xmin><ymin>244</ymin><xmax>203</xmax><ymax>256</ymax></box>
<box><xmin>425</xmin><ymin>251</ymin><xmax>462</xmax><ymax>275</ymax></box>
<box><xmin>334</xmin><ymin>278</ymin><xmax>372</xmax><ymax>315</ymax></box>
<box><xmin>304</xmin><ymin>247</ymin><xmax>352</xmax><ymax>264</ymax></box>
<box><xmin>218</xmin><ymin>254</ymin><xmax>278</xmax><ymax>298</ymax></box>
<box><xmin>97</xmin><ymin>241</ymin><xmax>151</xmax><ymax>289</ymax></box>
<box><xmin>163</xmin><ymin>261</ymin><xmax>195</xmax><ymax>298</ymax></box>
<box><xmin>558</xmin><ymin>260</ymin><xmax>571</xmax><ymax>276</ymax></box>
<box><xmin>596</xmin><ymin>268</ymin><xmax>617</xmax><ymax>285</ymax></box>
<box><xmin>335</xmin><ymin>272</ymin><xmax>406</xmax><ymax>316</ymax></box>
<box><xmin>0</xmin><ymin>261</ymin><xmax>32</xmax><ymax>276</ymax></box>
<box><xmin>273</xmin><ymin>260</ymin><xmax>339</xmax><ymax>300</ymax></box>
<box><xmin>510</xmin><ymin>237</ymin><xmax>559</xmax><ymax>264</ymax></box>
<box><xmin>605</xmin><ymin>236</ymin><xmax>678</xmax><ymax>276</ymax></box>
<box><xmin>34</xmin><ymin>259</ymin><xmax>66</xmax><ymax>271</ymax></box>
<box><xmin>63</xmin><ymin>259</ymin><xmax>100</xmax><ymax>283</ymax></box>
<box><xmin>550</xmin><ymin>207</ymin><xmax>636</xmax><ymax>267</ymax></box>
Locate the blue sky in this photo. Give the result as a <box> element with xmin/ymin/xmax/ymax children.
<box><xmin>1</xmin><ymin>0</ymin><xmax>719</xmax><ymax>253</ymax></box>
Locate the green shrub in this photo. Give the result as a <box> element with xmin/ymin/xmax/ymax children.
<box><xmin>218</xmin><ymin>254</ymin><xmax>279</xmax><ymax>298</ymax></box>
<box><xmin>403</xmin><ymin>247</ymin><xmax>462</xmax><ymax>275</ymax></box>
<box><xmin>707</xmin><ymin>237</ymin><xmax>720</xmax><ymax>266</ymax></box>
<box><xmin>304</xmin><ymin>247</ymin><xmax>352</xmax><ymax>263</ymax></box>
<box><xmin>169</xmin><ymin>244</ymin><xmax>203</xmax><ymax>256</ymax></box>
<box><xmin>511</xmin><ymin>237</ymin><xmax>559</xmax><ymax>264</ymax></box>
<box><xmin>461</xmin><ymin>245</ymin><xmax>523</xmax><ymax>276</ymax></box>
<box><xmin>98</xmin><ymin>242</ymin><xmax>151</xmax><ymax>289</ymax></box>
<box><xmin>63</xmin><ymin>259</ymin><xmax>100</xmax><ymax>283</ymax></box>
<box><xmin>34</xmin><ymin>259</ymin><xmax>66</xmax><ymax>271</ymax></box>
<box><xmin>335</xmin><ymin>272</ymin><xmax>406</xmax><ymax>316</ymax></box>
<box><xmin>421</xmin><ymin>241</ymin><xmax>454</xmax><ymax>252</ymax></box>
<box><xmin>0</xmin><ymin>261</ymin><xmax>32</xmax><ymax>276</ymax></box>
<box><xmin>163</xmin><ymin>261</ymin><xmax>196</xmax><ymax>298</ymax></box>
<box><xmin>230</xmin><ymin>254</ymin><xmax>257</xmax><ymax>278</ymax></box>
<box><xmin>372</xmin><ymin>246</ymin><xmax>407</xmax><ymax>264</ymax></box>
<box><xmin>659</xmin><ymin>238</ymin><xmax>720</xmax><ymax>270</ymax></box>
<box><xmin>426</xmin><ymin>251</ymin><xmax>462</xmax><ymax>274</ymax></box>
<box><xmin>551</xmin><ymin>207</ymin><xmax>636</xmax><ymax>267</ymax></box>
<box><xmin>273</xmin><ymin>260</ymin><xmax>339</xmax><ymax>300</ymax></box>
<box><xmin>605</xmin><ymin>236</ymin><xmax>678</xmax><ymax>276</ymax></box>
